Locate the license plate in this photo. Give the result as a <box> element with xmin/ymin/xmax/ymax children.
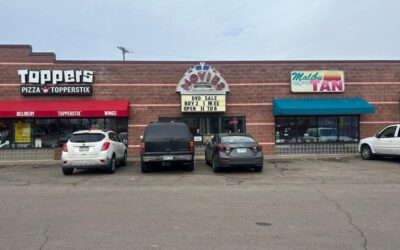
<box><xmin>79</xmin><ymin>146</ymin><xmax>89</xmax><ymax>152</ymax></box>
<box><xmin>237</xmin><ymin>148</ymin><xmax>247</xmax><ymax>153</ymax></box>
<box><xmin>163</xmin><ymin>155</ymin><xmax>173</xmax><ymax>160</ymax></box>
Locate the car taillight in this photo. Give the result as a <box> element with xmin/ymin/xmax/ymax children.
<box><xmin>140</xmin><ymin>142</ymin><xmax>145</xmax><ymax>154</ymax></box>
<box><xmin>217</xmin><ymin>144</ymin><xmax>231</xmax><ymax>154</ymax></box>
<box><xmin>252</xmin><ymin>145</ymin><xmax>262</xmax><ymax>152</ymax></box>
<box><xmin>62</xmin><ymin>143</ymin><xmax>68</xmax><ymax>152</ymax></box>
<box><xmin>101</xmin><ymin>142</ymin><xmax>110</xmax><ymax>151</ymax></box>
<box><xmin>189</xmin><ymin>141</ymin><xmax>195</xmax><ymax>152</ymax></box>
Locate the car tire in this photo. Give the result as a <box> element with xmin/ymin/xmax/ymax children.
<box><xmin>254</xmin><ymin>165</ymin><xmax>263</xmax><ymax>172</ymax></box>
<box><xmin>186</xmin><ymin>161</ymin><xmax>194</xmax><ymax>172</ymax></box>
<box><xmin>106</xmin><ymin>156</ymin><xmax>116</xmax><ymax>174</ymax></box>
<box><xmin>212</xmin><ymin>155</ymin><xmax>220</xmax><ymax>173</ymax></box>
<box><xmin>361</xmin><ymin>145</ymin><xmax>374</xmax><ymax>160</ymax></box>
<box><xmin>120</xmin><ymin>151</ymin><xmax>127</xmax><ymax>166</ymax></box>
<box><xmin>141</xmin><ymin>161</ymin><xmax>151</xmax><ymax>173</ymax></box>
<box><xmin>62</xmin><ymin>167</ymin><xmax>73</xmax><ymax>176</ymax></box>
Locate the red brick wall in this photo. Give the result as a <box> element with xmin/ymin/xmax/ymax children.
<box><xmin>1</xmin><ymin>45</ymin><xmax>400</xmax><ymax>159</ymax></box>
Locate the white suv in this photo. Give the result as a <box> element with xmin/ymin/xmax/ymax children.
<box><xmin>61</xmin><ymin>130</ymin><xmax>127</xmax><ymax>175</ymax></box>
<box><xmin>358</xmin><ymin>124</ymin><xmax>400</xmax><ymax>160</ymax></box>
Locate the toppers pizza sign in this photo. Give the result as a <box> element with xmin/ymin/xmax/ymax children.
<box><xmin>18</xmin><ymin>69</ymin><xmax>94</xmax><ymax>96</ymax></box>
<box><xmin>291</xmin><ymin>70</ymin><xmax>345</xmax><ymax>93</ymax></box>
<box><xmin>176</xmin><ymin>62</ymin><xmax>229</xmax><ymax>112</ymax></box>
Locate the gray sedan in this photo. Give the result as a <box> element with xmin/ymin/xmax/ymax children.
<box><xmin>205</xmin><ymin>133</ymin><xmax>264</xmax><ymax>172</ymax></box>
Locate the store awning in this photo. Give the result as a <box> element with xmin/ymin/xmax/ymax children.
<box><xmin>273</xmin><ymin>98</ymin><xmax>375</xmax><ymax>116</ymax></box>
<box><xmin>0</xmin><ymin>100</ymin><xmax>129</xmax><ymax>118</ymax></box>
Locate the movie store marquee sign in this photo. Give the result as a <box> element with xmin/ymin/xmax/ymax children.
<box><xmin>18</xmin><ymin>69</ymin><xmax>94</xmax><ymax>96</ymax></box>
<box><xmin>291</xmin><ymin>70</ymin><xmax>345</xmax><ymax>93</ymax></box>
<box><xmin>176</xmin><ymin>62</ymin><xmax>229</xmax><ymax>112</ymax></box>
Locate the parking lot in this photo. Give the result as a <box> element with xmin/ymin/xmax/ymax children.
<box><xmin>1</xmin><ymin>157</ymin><xmax>400</xmax><ymax>249</ymax></box>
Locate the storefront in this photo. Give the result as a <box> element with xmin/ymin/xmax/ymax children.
<box><xmin>0</xmin><ymin>45</ymin><xmax>399</xmax><ymax>160</ymax></box>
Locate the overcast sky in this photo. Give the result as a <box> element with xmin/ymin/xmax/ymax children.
<box><xmin>1</xmin><ymin>0</ymin><xmax>399</xmax><ymax>61</ymax></box>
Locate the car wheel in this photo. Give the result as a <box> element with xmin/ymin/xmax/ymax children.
<box><xmin>120</xmin><ymin>151</ymin><xmax>127</xmax><ymax>166</ymax></box>
<box><xmin>212</xmin><ymin>155</ymin><xmax>220</xmax><ymax>173</ymax></box>
<box><xmin>254</xmin><ymin>165</ymin><xmax>263</xmax><ymax>172</ymax></box>
<box><xmin>62</xmin><ymin>167</ymin><xmax>73</xmax><ymax>176</ymax></box>
<box><xmin>106</xmin><ymin>156</ymin><xmax>116</xmax><ymax>174</ymax></box>
<box><xmin>141</xmin><ymin>161</ymin><xmax>151</xmax><ymax>173</ymax></box>
<box><xmin>361</xmin><ymin>145</ymin><xmax>374</xmax><ymax>160</ymax></box>
<box><xmin>186</xmin><ymin>161</ymin><xmax>194</xmax><ymax>172</ymax></box>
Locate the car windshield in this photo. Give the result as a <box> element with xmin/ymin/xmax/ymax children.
<box><xmin>319</xmin><ymin>128</ymin><xmax>336</xmax><ymax>136</ymax></box>
<box><xmin>70</xmin><ymin>133</ymin><xmax>105</xmax><ymax>143</ymax></box>
<box><xmin>221</xmin><ymin>136</ymin><xmax>255</xmax><ymax>144</ymax></box>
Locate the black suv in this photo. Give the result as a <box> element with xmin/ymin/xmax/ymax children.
<box><xmin>140</xmin><ymin>122</ymin><xmax>195</xmax><ymax>173</ymax></box>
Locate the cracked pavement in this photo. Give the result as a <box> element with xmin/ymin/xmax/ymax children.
<box><xmin>1</xmin><ymin>156</ymin><xmax>400</xmax><ymax>249</ymax></box>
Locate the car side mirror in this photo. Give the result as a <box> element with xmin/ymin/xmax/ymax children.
<box><xmin>375</xmin><ymin>133</ymin><xmax>380</xmax><ymax>138</ymax></box>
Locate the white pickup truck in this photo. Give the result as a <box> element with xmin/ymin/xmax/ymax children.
<box><xmin>358</xmin><ymin>124</ymin><xmax>400</xmax><ymax>159</ymax></box>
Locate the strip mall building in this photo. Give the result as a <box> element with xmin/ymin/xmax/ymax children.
<box><xmin>0</xmin><ymin>45</ymin><xmax>398</xmax><ymax>161</ymax></box>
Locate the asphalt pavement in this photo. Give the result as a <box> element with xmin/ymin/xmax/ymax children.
<box><xmin>1</xmin><ymin>156</ymin><xmax>400</xmax><ymax>250</ymax></box>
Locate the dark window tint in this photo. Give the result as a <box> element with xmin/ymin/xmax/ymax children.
<box><xmin>221</xmin><ymin>136</ymin><xmax>255</xmax><ymax>144</ymax></box>
<box><xmin>379</xmin><ymin>126</ymin><xmax>397</xmax><ymax>138</ymax></box>
<box><xmin>275</xmin><ymin>117</ymin><xmax>297</xmax><ymax>143</ymax></box>
<box><xmin>0</xmin><ymin>119</ymin><xmax>11</xmax><ymax>149</ymax></box>
<box><xmin>145</xmin><ymin>123</ymin><xmax>192</xmax><ymax>140</ymax></box>
<box><xmin>70</xmin><ymin>133</ymin><xmax>105</xmax><ymax>143</ymax></box>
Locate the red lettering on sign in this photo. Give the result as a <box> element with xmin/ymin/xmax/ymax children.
<box><xmin>320</xmin><ymin>80</ymin><xmax>331</xmax><ymax>92</ymax></box>
<box><xmin>331</xmin><ymin>80</ymin><xmax>343</xmax><ymax>91</ymax></box>
<box><xmin>310</xmin><ymin>80</ymin><xmax>319</xmax><ymax>91</ymax></box>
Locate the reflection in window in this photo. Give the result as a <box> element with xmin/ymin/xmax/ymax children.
<box><xmin>338</xmin><ymin>116</ymin><xmax>359</xmax><ymax>142</ymax></box>
<box><xmin>275</xmin><ymin>117</ymin><xmax>296</xmax><ymax>143</ymax></box>
<box><xmin>275</xmin><ymin>115</ymin><xmax>359</xmax><ymax>144</ymax></box>
<box><xmin>379</xmin><ymin>126</ymin><xmax>396</xmax><ymax>138</ymax></box>
<box><xmin>297</xmin><ymin>117</ymin><xmax>317</xmax><ymax>143</ymax></box>
<box><xmin>318</xmin><ymin>116</ymin><xmax>338</xmax><ymax>143</ymax></box>
<box><xmin>59</xmin><ymin>119</ymin><xmax>81</xmax><ymax>145</ymax></box>
<box><xmin>34</xmin><ymin>119</ymin><xmax>59</xmax><ymax>148</ymax></box>
<box><xmin>0</xmin><ymin>120</ymin><xmax>11</xmax><ymax>149</ymax></box>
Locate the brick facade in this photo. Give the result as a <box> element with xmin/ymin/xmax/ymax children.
<box><xmin>1</xmin><ymin>45</ymin><xmax>400</xmax><ymax>159</ymax></box>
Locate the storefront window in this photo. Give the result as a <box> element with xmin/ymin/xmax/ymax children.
<box><xmin>0</xmin><ymin>119</ymin><xmax>11</xmax><ymax>149</ymax></box>
<box><xmin>275</xmin><ymin>115</ymin><xmax>359</xmax><ymax>144</ymax></box>
<box><xmin>318</xmin><ymin>116</ymin><xmax>338</xmax><ymax>143</ymax></box>
<box><xmin>34</xmin><ymin>119</ymin><xmax>59</xmax><ymax>148</ymax></box>
<box><xmin>221</xmin><ymin>117</ymin><xmax>244</xmax><ymax>133</ymax></box>
<box><xmin>208</xmin><ymin>117</ymin><xmax>220</xmax><ymax>135</ymax></box>
<box><xmin>275</xmin><ymin>117</ymin><xmax>297</xmax><ymax>143</ymax></box>
<box><xmin>14</xmin><ymin>119</ymin><xmax>34</xmax><ymax>148</ymax></box>
<box><xmin>297</xmin><ymin>116</ymin><xmax>317</xmax><ymax>143</ymax></box>
<box><xmin>59</xmin><ymin>119</ymin><xmax>81</xmax><ymax>145</ymax></box>
<box><xmin>338</xmin><ymin>116</ymin><xmax>359</xmax><ymax>142</ymax></box>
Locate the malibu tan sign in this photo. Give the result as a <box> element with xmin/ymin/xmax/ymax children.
<box><xmin>177</xmin><ymin>62</ymin><xmax>229</xmax><ymax>113</ymax></box>
<box><xmin>291</xmin><ymin>70</ymin><xmax>345</xmax><ymax>93</ymax></box>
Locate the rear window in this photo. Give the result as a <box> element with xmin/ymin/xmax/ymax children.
<box><xmin>221</xmin><ymin>136</ymin><xmax>255</xmax><ymax>144</ymax></box>
<box><xmin>70</xmin><ymin>133</ymin><xmax>105</xmax><ymax>143</ymax></box>
<box><xmin>145</xmin><ymin>124</ymin><xmax>192</xmax><ymax>140</ymax></box>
